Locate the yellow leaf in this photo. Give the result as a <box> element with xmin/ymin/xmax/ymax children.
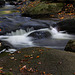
<box><xmin>0</xmin><ymin>67</ymin><xmax>3</xmax><ymax>70</ymax></box>
<box><xmin>10</xmin><ymin>57</ymin><xmax>14</xmax><ymax>60</ymax></box>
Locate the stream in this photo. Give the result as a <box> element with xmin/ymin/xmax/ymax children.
<box><xmin>0</xmin><ymin>2</ymin><xmax>75</xmax><ymax>53</ymax></box>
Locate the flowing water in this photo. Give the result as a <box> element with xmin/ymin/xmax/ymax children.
<box><xmin>0</xmin><ymin>2</ymin><xmax>75</xmax><ymax>53</ymax></box>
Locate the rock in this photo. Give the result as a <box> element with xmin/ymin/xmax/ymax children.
<box><xmin>28</xmin><ymin>31</ymin><xmax>51</xmax><ymax>39</ymax></box>
<box><xmin>0</xmin><ymin>47</ymin><xmax>75</xmax><ymax>75</ymax></box>
<box><xmin>0</xmin><ymin>40</ymin><xmax>14</xmax><ymax>52</ymax></box>
<box><xmin>9</xmin><ymin>1</ymin><xmax>16</xmax><ymax>5</ymax></box>
<box><xmin>0</xmin><ymin>0</ymin><xmax>5</xmax><ymax>7</ymax></box>
<box><xmin>53</xmin><ymin>19</ymin><xmax>75</xmax><ymax>34</ymax></box>
<box><xmin>64</xmin><ymin>40</ymin><xmax>75</xmax><ymax>52</ymax></box>
<box><xmin>0</xmin><ymin>16</ymin><xmax>55</xmax><ymax>35</ymax></box>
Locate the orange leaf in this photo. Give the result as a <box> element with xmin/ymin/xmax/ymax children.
<box><xmin>60</xmin><ymin>17</ymin><xmax>64</xmax><ymax>19</ymax></box>
<box><xmin>36</xmin><ymin>56</ymin><xmax>39</xmax><ymax>58</ymax></box>
<box><xmin>43</xmin><ymin>72</ymin><xmax>45</xmax><ymax>74</ymax></box>
<box><xmin>0</xmin><ymin>29</ymin><xmax>1</xmax><ymax>31</ymax></box>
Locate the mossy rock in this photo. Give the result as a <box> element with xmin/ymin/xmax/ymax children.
<box><xmin>20</xmin><ymin>2</ymin><xmax>63</xmax><ymax>17</ymax></box>
<box><xmin>64</xmin><ymin>40</ymin><xmax>75</xmax><ymax>52</ymax></box>
<box><xmin>0</xmin><ymin>47</ymin><xmax>75</xmax><ymax>75</ymax></box>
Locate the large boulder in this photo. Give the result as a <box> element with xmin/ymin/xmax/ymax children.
<box><xmin>53</xmin><ymin>19</ymin><xmax>75</xmax><ymax>34</ymax></box>
<box><xmin>64</xmin><ymin>40</ymin><xmax>75</xmax><ymax>52</ymax></box>
<box><xmin>0</xmin><ymin>0</ymin><xmax>5</xmax><ymax>7</ymax></box>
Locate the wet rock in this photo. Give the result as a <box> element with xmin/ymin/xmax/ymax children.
<box><xmin>0</xmin><ymin>40</ymin><xmax>14</xmax><ymax>52</ymax></box>
<box><xmin>53</xmin><ymin>19</ymin><xmax>75</xmax><ymax>34</ymax></box>
<box><xmin>64</xmin><ymin>40</ymin><xmax>75</xmax><ymax>52</ymax></box>
<box><xmin>0</xmin><ymin>16</ymin><xmax>55</xmax><ymax>35</ymax></box>
<box><xmin>28</xmin><ymin>31</ymin><xmax>51</xmax><ymax>39</ymax></box>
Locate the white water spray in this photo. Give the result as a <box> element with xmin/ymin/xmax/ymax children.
<box><xmin>0</xmin><ymin>27</ymin><xmax>74</xmax><ymax>50</ymax></box>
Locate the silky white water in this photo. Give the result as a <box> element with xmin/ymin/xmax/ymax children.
<box><xmin>0</xmin><ymin>27</ymin><xmax>74</xmax><ymax>48</ymax></box>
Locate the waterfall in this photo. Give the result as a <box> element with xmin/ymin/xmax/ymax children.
<box><xmin>6</xmin><ymin>27</ymin><xmax>34</xmax><ymax>36</ymax></box>
<box><xmin>4</xmin><ymin>2</ymin><xmax>15</xmax><ymax>9</ymax></box>
<box><xmin>25</xmin><ymin>26</ymin><xmax>75</xmax><ymax>39</ymax></box>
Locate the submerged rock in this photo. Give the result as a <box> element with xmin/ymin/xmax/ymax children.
<box><xmin>64</xmin><ymin>40</ymin><xmax>75</xmax><ymax>52</ymax></box>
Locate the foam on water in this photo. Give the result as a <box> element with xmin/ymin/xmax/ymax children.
<box><xmin>4</xmin><ymin>2</ymin><xmax>15</xmax><ymax>9</ymax></box>
<box><xmin>0</xmin><ymin>35</ymin><xmax>34</xmax><ymax>48</ymax></box>
<box><xmin>0</xmin><ymin>27</ymin><xmax>74</xmax><ymax>47</ymax></box>
<box><xmin>49</xmin><ymin>26</ymin><xmax>75</xmax><ymax>39</ymax></box>
<box><xmin>25</xmin><ymin>27</ymin><xmax>75</xmax><ymax>40</ymax></box>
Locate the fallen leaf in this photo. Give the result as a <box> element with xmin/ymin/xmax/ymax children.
<box><xmin>0</xmin><ymin>29</ymin><xmax>1</xmax><ymax>31</ymax></box>
<box><xmin>60</xmin><ymin>17</ymin><xmax>64</xmax><ymax>19</ymax></box>
<box><xmin>43</xmin><ymin>71</ymin><xmax>45</xmax><ymax>74</ymax></box>
<box><xmin>35</xmin><ymin>70</ymin><xmax>38</xmax><ymax>72</ymax></box>
<box><xmin>0</xmin><ymin>67</ymin><xmax>3</xmax><ymax>70</ymax></box>
<box><xmin>36</xmin><ymin>56</ymin><xmax>40</xmax><ymax>58</ymax></box>
<box><xmin>10</xmin><ymin>57</ymin><xmax>14</xmax><ymax>60</ymax></box>
<box><xmin>0</xmin><ymin>70</ymin><xmax>3</xmax><ymax>73</ymax></box>
<box><xmin>24</xmin><ymin>55</ymin><xmax>29</xmax><ymax>58</ymax></box>
<box><xmin>30</xmin><ymin>57</ymin><xmax>33</xmax><ymax>59</ymax></box>
<box><xmin>20</xmin><ymin>65</ymin><xmax>27</xmax><ymax>71</ymax></box>
<box><xmin>47</xmin><ymin>73</ymin><xmax>53</xmax><ymax>75</ymax></box>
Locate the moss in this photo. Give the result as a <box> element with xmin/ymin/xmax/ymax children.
<box><xmin>20</xmin><ymin>2</ymin><xmax>63</xmax><ymax>15</ymax></box>
<box><xmin>4</xmin><ymin>72</ymin><xmax>13</xmax><ymax>75</ymax></box>
<box><xmin>0</xmin><ymin>52</ymin><xmax>8</xmax><ymax>58</ymax></box>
